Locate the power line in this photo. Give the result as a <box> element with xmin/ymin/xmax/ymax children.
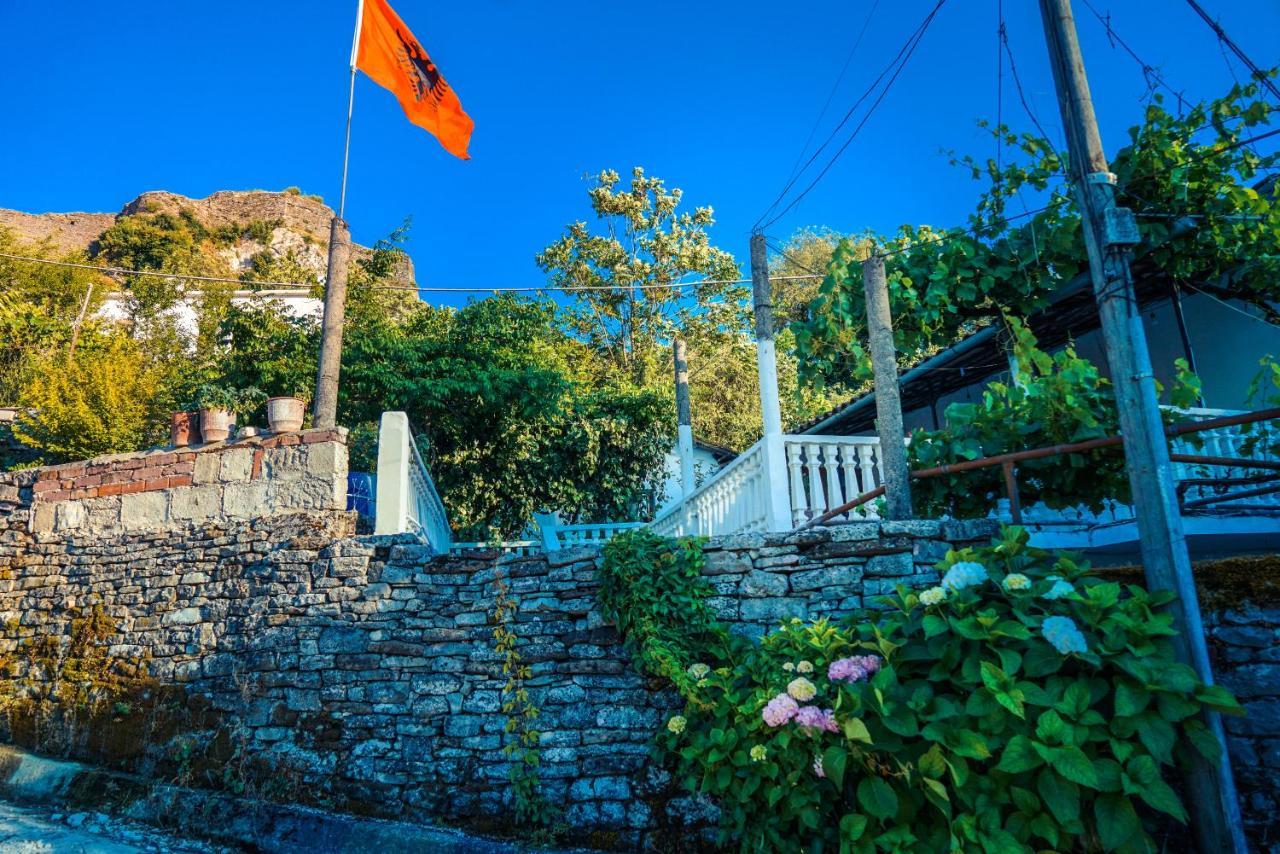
<box><xmin>0</xmin><ymin>250</ymin><xmax>822</xmax><ymax>294</ymax></box>
<box><xmin>1000</xmin><ymin>22</ymin><xmax>1061</xmax><ymax>160</ymax></box>
<box><xmin>1183</xmin><ymin>0</ymin><xmax>1280</xmax><ymax>105</ymax></box>
<box><xmin>1078</xmin><ymin>0</ymin><xmax>1186</xmax><ymax>108</ymax></box>
<box><xmin>778</xmin><ymin>0</ymin><xmax>882</xmax><ymax>189</ymax></box>
<box><xmin>764</xmin><ymin>238</ymin><xmax>829</xmax><ymax>278</ymax></box>
<box><xmin>754</xmin><ymin>0</ymin><xmax>948</xmax><ymax>231</ymax></box>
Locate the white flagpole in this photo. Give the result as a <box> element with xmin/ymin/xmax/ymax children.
<box><xmin>338</xmin><ymin>0</ymin><xmax>365</xmax><ymax>220</ymax></box>
<box><xmin>313</xmin><ymin>0</ymin><xmax>365</xmax><ymax>429</ymax></box>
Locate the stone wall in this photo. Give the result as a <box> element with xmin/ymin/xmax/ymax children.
<box><xmin>2</xmin><ymin>488</ymin><xmax>1278</xmax><ymax>848</ymax></box>
<box><xmin>0</xmin><ymin>428</ymin><xmax>347</xmax><ymax>536</ymax></box>
<box><xmin>0</xmin><ymin>501</ymin><xmax>994</xmax><ymax>848</ymax></box>
<box><xmin>1209</xmin><ymin>600</ymin><xmax>1280</xmax><ymax>844</ymax></box>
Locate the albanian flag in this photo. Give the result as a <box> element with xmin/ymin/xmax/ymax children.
<box><xmin>355</xmin><ymin>0</ymin><xmax>474</xmax><ymax>159</ymax></box>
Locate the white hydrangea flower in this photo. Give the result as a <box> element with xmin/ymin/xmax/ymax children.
<box><xmin>941</xmin><ymin>561</ymin><xmax>988</xmax><ymax>592</ymax></box>
<box><xmin>1003</xmin><ymin>573</ymin><xmax>1031</xmax><ymax>591</ymax></box>
<box><xmin>787</xmin><ymin>677</ymin><xmax>817</xmax><ymax>702</ymax></box>
<box><xmin>919</xmin><ymin>586</ymin><xmax>947</xmax><ymax>606</ymax></box>
<box><xmin>1042</xmin><ymin>616</ymin><xmax>1088</xmax><ymax>654</ymax></box>
<box><xmin>1043</xmin><ymin>576</ymin><xmax>1075</xmax><ymax>600</ymax></box>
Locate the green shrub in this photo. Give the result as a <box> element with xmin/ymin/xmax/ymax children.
<box><xmin>600</xmin><ymin>527</ymin><xmax>1242</xmax><ymax>852</ymax></box>
<box><xmin>907</xmin><ymin>319</ymin><xmax>1203</xmax><ymax>519</ymax></box>
<box><xmin>13</xmin><ymin>338</ymin><xmax>164</xmax><ymax>461</ymax></box>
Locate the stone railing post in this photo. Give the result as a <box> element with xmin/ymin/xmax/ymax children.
<box><xmin>374</xmin><ymin>411</ymin><xmax>411</xmax><ymax>535</ymax></box>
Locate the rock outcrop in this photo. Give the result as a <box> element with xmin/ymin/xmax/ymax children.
<box><xmin>0</xmin><ymin>189</ymin><xmax>413</xmax><ymax>285</ymax></box>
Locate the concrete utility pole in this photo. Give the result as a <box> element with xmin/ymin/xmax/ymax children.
<box><xmin>1037</xmin><ymin>2</ymin><xmax>1244</xmax><ymax>850</ymax></box>
<box><xmin>749</xmin><ymin>233</ymin><xmax>794</xmax><ymax>531</ymax></box>
<box><xmin>861</xmin><ymin>254</ymin><xmax>912</xmax><ymax>519</ymax></box>
<box><xmin>673</xmin><ymin>337</ymin><xmax>696</xmax><ymax>500</ymax></box>
<box><xmin>313</xmin><ymin>217</ymin><xmax>352</xmax><ymax>430</ymax></box>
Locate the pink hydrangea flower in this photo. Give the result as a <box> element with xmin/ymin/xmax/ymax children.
<box><xmin>762</xmin><ymin>693</ymin><xmax>799</xmax><ymax>727</ymax></box>
<box><xmin>828</xmin><ymin>654</ymin><xmax>882</xmax><ymax>684</ymax></box>
<box><xmin>794</xmin><ymin>706</ymin><xmax>839</xmax><ymax>733</ymax></box>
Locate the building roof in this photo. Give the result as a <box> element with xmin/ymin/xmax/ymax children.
<box><xmin>796</xmin><ymin>260</ymin><xmax>1180</xmax><ymax>436</ymax></box>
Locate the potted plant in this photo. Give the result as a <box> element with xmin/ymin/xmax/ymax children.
<box><xmin>265</xmin><ymin>386</ymin><xmax>309</xmax><ymax>434</ymax></box>
<box><xmin>170</xmin><ymin>410</ymin><xmax>200</xmax><ymax>447</ymax></box>
<box><xmin>193</xmin><ymin>385</ymin><xmax>265</xmax><ymax>443</ymax></box>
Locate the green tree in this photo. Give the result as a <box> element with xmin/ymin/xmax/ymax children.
<box><xmin>536</xmin><ymin>167</ymin><xmax>742</xmax><ymax>384</ymax></box>
<box><xmin>14</xmin><ymin>336</ymin><xmax>164</xmax><ymax>462</ymax></box>
<box><xmin>339</xmin><ymin>294</ymin><xmax>670</xmax><ymax>536</ymax></box>
<box><xmin>792</xmin><ymin>78</ymin><xmax>1278</xmax><ymax>389</ymax></box>
<box><xmin>0</xmin><ymin>230</ymin><xmax>110</xmax><ymax>405</ymax></box>
<box><xmin>217</xmin><ymin>301</ymin><xmax>319</xmax><ymax>402</ymax></box>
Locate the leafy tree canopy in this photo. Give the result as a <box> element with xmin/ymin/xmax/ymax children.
<box><xmin>339</xmin><ymin>294</ymin><xmax>670</xmax><ymax>537</ymax></box>
<box><xmin>792</xmin><ymin>78</ymin><xmax>1278</xmax><ymax>389</ymax></box>
<box><xmin>536</xmin><ymin>167</ymin><xmax>743</xmax><ymax>385</ymax></box>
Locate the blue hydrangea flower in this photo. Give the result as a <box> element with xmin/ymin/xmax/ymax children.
<box><xmin>941</xmin><ymin>561</ymin><xmax>988</xmax><ymax>592</ymax></box>
<box><xmin>1043</xmin><ymin>576</ymin><xmax>1075</xmax><ymax>600</ymax></box>
<box><xmin>1042</xmin><ymin>616</ymin><xmax>1088</xmax><ymax>654</ymax></box>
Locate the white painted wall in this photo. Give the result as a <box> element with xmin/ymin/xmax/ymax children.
<box><xmin>97</xmin><ymin>292</ymin><xmax>322</xmax><ymax>338</ymax></box>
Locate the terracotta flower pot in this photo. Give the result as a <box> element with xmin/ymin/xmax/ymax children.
<box><xmin>199</xmin><ymin>407</ymin><xmax>233</xmax><ymax>443</ymax></box>
<box><xmin>266</xmin><ymin>396</ymin><xmax>306</xmax><ymax>433</ymax></box>
<box><xmin>170</xmin><ymin>411</ymin><xmax>199</xmax><ymax>447</ymax></box>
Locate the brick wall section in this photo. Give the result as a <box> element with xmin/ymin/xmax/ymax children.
<box><xmin>0</xmin><ymin>428</ymin><xmax>347</xmax><ymax>536</ymax></box>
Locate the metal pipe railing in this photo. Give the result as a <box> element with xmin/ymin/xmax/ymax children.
<box><xmin>799</xmin><ymin>407</ymin><xmax>1280</xmax><ymax>529</ymax></box>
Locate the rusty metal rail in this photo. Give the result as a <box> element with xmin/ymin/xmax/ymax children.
<box><xmin>799</xmin><ymin>407</ymin><xmax>1280</xmax><ymax>529</ymax></box>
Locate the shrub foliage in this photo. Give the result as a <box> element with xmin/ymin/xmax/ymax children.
<box><xmin>598</xmin><ymin>527</ymin><xmax>1242</xmax><ymax>852</ymax></box>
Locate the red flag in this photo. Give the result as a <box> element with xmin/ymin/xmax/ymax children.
<box><xmin>355</xmin><ymin>0</ymin><xmax>474</xmax><ymax>159</ymax></box>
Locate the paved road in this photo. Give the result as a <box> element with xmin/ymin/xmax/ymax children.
<box><xmin>0</xmin><ymin>801</ymin><xmax>232</xmax><ymax>854</ymax></box>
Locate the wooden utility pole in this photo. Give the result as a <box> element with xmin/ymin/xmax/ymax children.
<box><xmin>1037</xmin><ymin>2</ymin><xmax>1244</xmax><ymax>850</ymax></box>
<box><xmin>313</xmin><ymin>217</ymin><xmax>351</xmax><ymax>430</ymax></box>
<box><xmin>862</xmin><ymin>254</ymin><xmax>912</xmax><ymax>519</ymax></box>
<box><xmin>673</xmin><ymin>337</ymin><xmax>696</xmax><ymax>499</ymax></box>
<box><xmin>749</xmin><ymin>233</ymin><xmax>794</xmax><ymax>531</ymax></box>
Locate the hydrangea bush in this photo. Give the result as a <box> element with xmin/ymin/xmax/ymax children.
<box><xmin>600</xmin><ymin>527</ymin><xmax>1243</xmax><ymax>853</ymax></box>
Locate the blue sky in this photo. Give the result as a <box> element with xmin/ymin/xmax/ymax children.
<box><xmin>2</xmin><ymin>1</ymin><xmax>1277</xmax><ymax>307</ymax></box>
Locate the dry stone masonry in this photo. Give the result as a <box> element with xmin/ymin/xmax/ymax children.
<box><xmin>0</xmin><ymin>447</ymin><xmax>1277</xmax><ymax>848</ymax></box>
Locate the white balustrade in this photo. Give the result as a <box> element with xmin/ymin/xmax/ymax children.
<box><xmin>374</xmin><ymin>411</ymin><xmax>453</xmax><ymax>552</ymax></box>
<box><xmin>448</xmin><ymin>540</ymin><xmax>538</xmax><ymax>557</ymax></box>
<box><xmin>651</xmin><ymin>440</ymin><xmax>768</xmax><ymax>537</ymax></box>
<box><xmin>649</xmin><ymin>408</ymin><xmax>1280</xmax><ymax>539</ymax></box>
<box><xmin>1167</xmin><ymin>407</ymin><xmax>1280</xmax><ymax>509</ymax></box>
<box><xmin>783</xmin><ymin>436</ymin><xmax>891</xmax><ymax>526</ymax></box>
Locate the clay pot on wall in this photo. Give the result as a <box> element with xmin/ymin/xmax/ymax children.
<box><xmin>170</xmin><ymin>411</ymin><xmax>200</xmax><ymax>447</ymax></box>
<box><xmin>199</xmin><ymin>408</ymin><xmax>233</xmax><ymax>443</ymax></box>
<box><xmin>266</xmin><ymin>396</ymin><xmax>306</xmax><ymax>433</ymax></box>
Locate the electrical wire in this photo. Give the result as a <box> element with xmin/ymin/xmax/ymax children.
<box><xmin>1078</xmin><ymin>0</ymin><xmax>1185</xmax><ymax>108</ymax></box>
<box><xmin>778</xmin><ymin>0</ymin><xmax>882</xmax><ymax>189</ymax></box>
<box><xmin>754</xmin><ymin>0</ymin><xmax>948</xmax><ymax>231</ymax></box>
<box><xmin>1181</xmin><ymin>282</ymin><xmax>1280</xmax><ymax>327</ymax></box>
<box><xmin>1183</xmin><ymin>0</ymin><xmax>1280</xmax><ymax>105</ymax></box>
<box><xmin>0</xmin><ymin>250</ymin><xmax>823</xmax><ymax>294</ymax></box>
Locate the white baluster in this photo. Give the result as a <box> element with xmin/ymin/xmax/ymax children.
<box><xmin>786</xmin><ymin>442</ymin><xmax>809</xmax><ymax>526</ymax></box>
<box><xmin>822</xmin><ymin>442</ymin><xmax>845</xmax><ymax>517</ymax></box>
<box><xmin>839</xmin><ymin>444</ymin><xmax>862</xmax><ymax>520</ymax></box>
<box><xmin>857</xmin><ymin>444</ymin><xmax>877</xmax><ymax>494</ymax></box>
<box><xmin>805</xmin><ymin>443</ymin><xmax>827</xmax><ymax>516</ymax></box>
